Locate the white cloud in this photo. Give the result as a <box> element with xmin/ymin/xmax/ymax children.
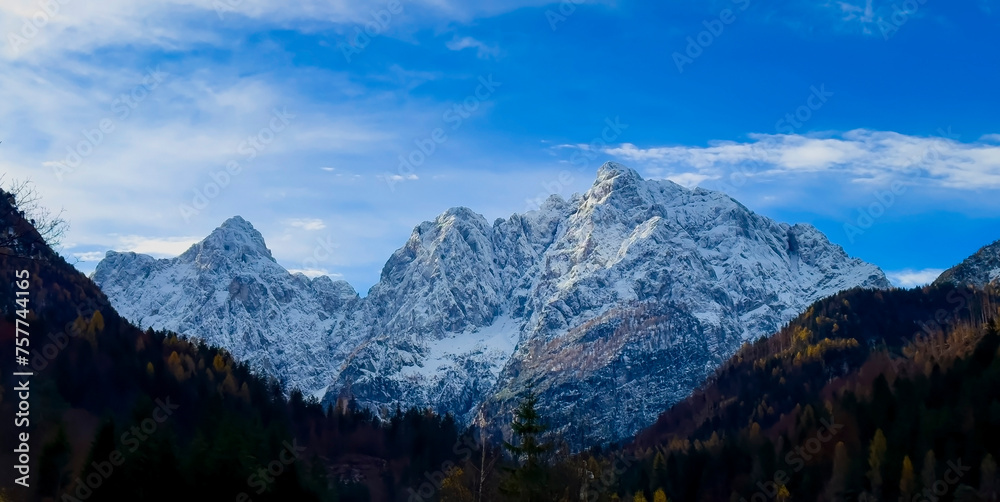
<box><xmin>886</xmin><ymin>268</ymin><xmax>946</xmax><ymax>288</ymax></box>
<box><xmin>287</xmin><ymin>268</ymin><xmax>344</xmax><ymax>279</ymax></box>
<box><xmin>819</xmin><ymin>0</ymin><xmax>931</xmax><ymax>37</ymax></box>
<box><xmin>775</xmin><ymin>138</ymin><xmax>867</xmax><ymax>169</ymax></box>
<box><xmin>0</xmin><ymin>0</ymin><xmax>547</xmax><ymax>61</ymax></box>
<box><xmin>116</xmin><ymin>235</ymin><xmax>202</xmax><ymax>257</ymax></box>
<box><xmin>287</xmin><ymin>218</ymin><xmax>326</xmax><ymax>231</ymax></box>
<box><xmin>72</xmin><ymin>251</ymin><xmax>107</xmax><ymax>262</ymax></box>
<box><xmin>380</xmin><ymin>173</ymin><xmax>419</xmax><ymax>183</ymax></box>
<box><xmin>665</xmin><ymin>172</ymin><xmax>718</xmax><ymax>188</ymax></box>
<box><xmin>600</xmin><ymin>129</ymin><xmax>1000</xmax><ymax>190</ymax></box>
<box><xmin>446</xmin><ymin>36</ymin><xmax>502</xmax><ymax>59</ymax></box>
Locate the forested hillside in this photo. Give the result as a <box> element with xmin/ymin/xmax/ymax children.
<box><xmin>436</xmin><ymin>285</ymin><xmax>1000</xmax><ymax>502</ymax></box>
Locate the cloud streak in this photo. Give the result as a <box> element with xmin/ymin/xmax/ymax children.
<box><xmin>886</xmin><ymin>268</ymin><xmax>946</xmax><ymax>288</ymax></box>
<box><xmin>601</xmin><ymin>129</ymin><xmax>1000</xmax><ymax>190</ymax></box>
<box><xmin>0</xmin><ymin>0</ymin><xmax>547</xmax><ymax>61</ymax></box>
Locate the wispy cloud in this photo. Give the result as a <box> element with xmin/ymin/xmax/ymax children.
<box><xmin>116</xmin><ymin>235</ymin><xmax>202</xmax><ymax>257</ymax></box>
<box><xmin>666</xmin><ymin>172</ymin><xmax>718</xmax><ymax>188</ymax></box>
<box><xmin>446</xmin><ymin>36</ymin><xmax>502</xmax><ymax>59</ymax></box>
<box><xmin>72</xmin><ymin>251</ymin><xmax>107</xmax><ymax>262</ymax></box>
<box><xmin>832</xmin><ymin>0</ymin><xmax>877</xmax><ymax>33</ymax></box>
<box><xmin>886</xmin><ymin>268</ymin><xmax>946</xmax><ymax>288</ymax></box>
<box><xmin>379</xmin><ymin>173</ymin><xmax>419</xmax><ymax>183</ymax></box>
<box><xmin>601</xmin><ymin>129</ymin><xmax>1000</xmax><ymax>190</ymax></box>
<box><xmin>287</xmin><ymin>268</ymin><xmax>344</xmax><ymax>279</ymax></box>
<box><xmin>287</xmin><ymin>218</ymin><xmax>326</xmax><ymax>231</ymax></box>
<box><xmin>0</xmin><ymin>0</ymin><xmax>547</xmax><ymax>61</ymax></box>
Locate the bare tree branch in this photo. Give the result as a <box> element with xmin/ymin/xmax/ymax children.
<box><xmin>0</xmin><ymin>176</ymin><xmax>69</xmax><ymax>256</ymax></box>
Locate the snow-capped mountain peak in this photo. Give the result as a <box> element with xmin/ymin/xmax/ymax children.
<box><xmin>93</xmin><ymin>216</ymin><xmax>360</xmax><ymax>394</ymax></box>
<box><xmin>179</xmin><ymin>215</ymin><xmax>275</xmax><ymax>265</ymax></box>
<box><xmin>595</xmin><ymin>161</ymin><xmax>643</xmax><ymax>183</ymax></box>
<box><xmin>93</xmin><ymin>163</ymin><xmax>890</xmax><ymax>446</ymax></box>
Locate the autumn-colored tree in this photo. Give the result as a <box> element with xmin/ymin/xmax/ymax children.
<box><xmin>213</xmin><ymin>353</ymin><xmax>227</xmax><ymax>372</ymax></box>
<box><xmin>653</xmin><ymin>488</ymin><xmax>668</xmax><ymax>502</ymax></box>
<box><xmin>633</xmin><ymin>491</ymin><xmax>648</xmax><ymax>502</ymax></box>
<box><xmin>899</xmin><ymin>456</ymin><xmax>915</xmax><ymax>501</ymax></box>
<box><xmin>87</xmin><ymin>310</ymin><xmax>105</xmax><ymax>335</ymax></box>
<box><xmin>867</xmin><ymin>429</ymin><xmax>887</xmax><ymax>498</ymax></box>
<box><xmin>167</xmin><ymin>350</ymin><xmax>185</xmax><ymax>381</ymax></box>
<box><xmin>776</xmin><ymin>484</ymin><xmax>790</xmax><ymax>502</ymax></box>
<box><xmin>652</xmin><ymin>452</ymin><xmax>668</xmax><ymax>493</ymax></box>
<box><xmin>441</xmin><ymin>467</ymin><xmax>474</xmax><ymax>502</ymax></box>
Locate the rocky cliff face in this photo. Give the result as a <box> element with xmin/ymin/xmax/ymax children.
<box><xmin>93</xmin><ymin>163</ymin><xmax>890</xmax><ymax>445</ymax></box>
<box><xmin>934</xmin><ymin>239</ymin><xmax>1000</xmax><ymax>288</ymax></box>
<box><xmin>93</xmin><ymin>216</ymin><xmax>360</xmax><ymax>397</ymax></box>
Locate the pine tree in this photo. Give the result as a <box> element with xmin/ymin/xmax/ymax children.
<box><xmin>501</xmin><ymin>389</ymin><xmax>550</xmax><ymax>501</ymax></box>
<box><xmin>83</xmin><ymin>418</ymin><xmax>122</xmax><ymax>498</ymax></box>
<box><xmin>38</xmin><ymin>425</ymin><xmax>71</xmax><ymax>497</ymax></box>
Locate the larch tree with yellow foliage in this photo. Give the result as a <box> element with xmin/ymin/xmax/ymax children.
<box><xmin>899</xmin><ymin>456</ymin><xmax>915</xmax><ymax>501</ymax></box>
<box><xmin>867</xmin><ymin>429</ymin><xmax>887</xmax><ymax>499</ymax></box>
<box><xmin>441</xmin><ymin>467</ymin><xmax>474</xmax><ymax>502</ymax></box>
<box><xmin>653</xmin><ymin>488</ymin><xmax>668</xmax><ymax>502</ymax></box>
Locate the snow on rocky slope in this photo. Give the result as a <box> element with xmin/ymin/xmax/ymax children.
<box><xmin>93</xmin><ymin>163</ymin><xmax>890</xmax><ymax>445</ymax></box>
<box><xmin>934</xmin><ymin>239</ymin><xmax>1000</xmax><ymax>288</ymax></box>
<box><xmin>92</xmin><ymin>216</ymin><xmax>361</xmax><ymax>396</ymax></box>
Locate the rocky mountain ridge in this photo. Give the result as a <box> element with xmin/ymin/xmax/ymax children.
<box><xmin>93</xmin><ymin>162</ymin><xmax>890</xmax><ymax>445</ymax></box>
<box><xmin>934</xmin><ymin>239</ymin><xmax>1000</xmax><ymax>287</ymax></box>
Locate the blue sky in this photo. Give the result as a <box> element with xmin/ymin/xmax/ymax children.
<box><xmin>1</xmin><ymin>0</ymin><xmax>998</xmax><ymax>293</ymax></box>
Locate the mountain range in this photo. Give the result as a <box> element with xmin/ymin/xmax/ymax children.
<box><xmin>92</xmin><ymin>162</ymin><xmax>891</xmax><ymax>445</ymax></box>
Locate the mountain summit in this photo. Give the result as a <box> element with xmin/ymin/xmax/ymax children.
<box><xmin>180</xmin><ymin>215</ymin><xmax>275</xmax><ymax>263</ymax></box>
<box><xmin>93</xmin><ymin>217</ymin><xmax>360</xmax><ymax>395</ymax></box>
<box><xmin>93</xmin><ymin>162</ymin><xmax>890</xmax><ymax>445</ymax></box>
